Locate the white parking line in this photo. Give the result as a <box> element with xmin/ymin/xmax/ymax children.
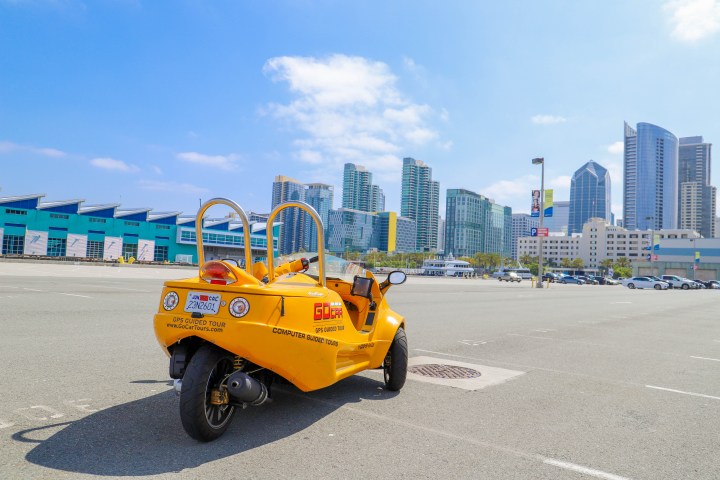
<box><xmin>690</xmin><ymin>356</ymin><xmax>720</xmax><ymax>362</ymax></box>
<box><xmin>57</xmin><ymin>293</ymin><xmax>93</xmax><ymax>299</ymax></box>
<box><xmin>458</xmin><ymin>340</ymin><xmax>488</xmax><ymax>346</ymax></box>
<box><xmin>23</xmin><ymin>288</ymin><xmax>44</xmax><ymax>292</ymax></box>
<box><xmin>611</xmin><ymin>301</ymin><xmax>632</xmax><ymax>304</ymax></box>
<box><xmin>507</xmin><ymin>333</ymin><xmax>553</xmax><ymax>340</ymax></box>
<box><xmin>646</xmin><ymin>385</ymin><xmax>720</xmax><ymax>401</ymax></box>
<box><xmin>542</xmin><ymin>458</ymin><xmax>631</xmax><ymax>480</ymax></box>
<box><xmin>75</xmin><ymin>283</ymin><xmax>155</xmax><ymax>292</ymax></box>
<box><xmin>285</xmin><ymin>389</ymin><xmax>631</xmax><ymax>480</ymax></box>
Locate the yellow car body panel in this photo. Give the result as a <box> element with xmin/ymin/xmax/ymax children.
<box><xmin>154</xmin><ymin>271</ymin><xmax>404</xmax><ymax>392</ymax></box>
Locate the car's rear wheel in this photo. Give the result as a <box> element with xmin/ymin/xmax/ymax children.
<box><xmin>654</xmin><ymin>284</ymin><xmax>662</xmax><ymax>290</ymax></box>
<box><xmin>384</xmin><ymin>327</ymin><xmax>408</xmax><ymax>391</ymax></box>
<box><xmin>628</xmin><ymin>283</ymin><xmax>635</xmax><ymax>289</ymax></box>
<box><xmin>179</xmin><ymin>344</ymin><xmax>236</xmax><ymax>442</ymax></box>
<box><xmin>561</xmin><ymin>280</ymin><xmax>567</xmax><ymax>284</ymax></box>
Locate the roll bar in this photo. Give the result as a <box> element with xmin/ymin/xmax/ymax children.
<box><xmin>267</xmin><ymin>201</ymin><xmax>325</xmax><ymax>287</ymax></box>
<box><xmin>195</xmin><ymin>198</ymin><xmax>253</xmax><ymax>276</ymax></box>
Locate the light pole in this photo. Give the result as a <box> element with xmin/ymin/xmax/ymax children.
<box><xmin>645</xmin><ymin>215</ymin><xmax>654</xmax><ymax>277</ymax></box>
<box><xmin>532</xmin><ymin>157</ymin><xmax>545</xmax><ymax>288</ymax></box>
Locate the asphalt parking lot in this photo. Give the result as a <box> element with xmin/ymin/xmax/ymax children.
<box><xmin>1</xmin><ymin>262</ymin><xmax>719</xmax><ymax>479</ymax></box>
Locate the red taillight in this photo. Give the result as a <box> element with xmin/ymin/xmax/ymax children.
<box><xmin>200</xmin><ymin>261</ymin><xmax>238</xmax><ymax>285</ymax></box>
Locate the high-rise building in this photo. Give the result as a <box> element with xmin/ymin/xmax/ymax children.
<box><xmin>445</xmin><ymin>188</ymin><xmax>512</xmax><ymax>258</ymax></box>
<box><xmin>304</xmin><ymin>183</ymin><xmax>334</xmax><ymax>252</ymax></box>
<box><xmin>543</xmin><ymin>200</ymin><xmax>570</xmax><ymax>234</ymax></box>
<box><xmin>568</xmin><ymin>160</ymin><xmax>611</xmax><ymax>234</ymax></box>
<box><xmin>512</xmin><ymin>214</ymin><xmax>539</xmax><ymax>260</ymax></box>
<box><xmin>678</xmin><ymin>136</ymin><xmax>716</xmax><ymax>238</ymax></box>
<box><xmin>342</xmin><ymin>163</ymin><xmax>384</xmax><ymax>213</ymax></box>
<box><xmin>623</xmin><ymin>122</ymin><xmax>679</xmax><ymax>231</ymax></box>
<box><xmin>375</xmin><ymin>212</ymin><xmax>417</xmax><ymax>253</ymax></box>
<box><xmin>271</xmin><ymin>175</ymin><xmax>306</xmax><ymax>254</ymax></box>
<box><xmin>401</xmin><ymin>157</ymin><xmax>440</xmax><ymax>251</ymax></box>
<box><xmin>445</xmin><ymin>189</ymin><xmax>484</xmax><ymax>258</ymax></box>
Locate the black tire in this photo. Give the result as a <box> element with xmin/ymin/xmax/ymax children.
<box><xmin>561</xmin><ymin>280</ymin><xmax>567</xmax><ymax>284</ymax></box>
<box><xmin>654</xmin><ymin>284</ymin><xmax>662</xmax><ymax>290</ymax></box>
<box><xmin>628</xmin><ymin>283</ymin><xmax>635</xmax><ymax>289</ymax></box>
<box><xmin>384</xmin><ymin>327</ymin><xmax>408</xmax><ymax>391</ymax></box>
<box><xmin>681</xmin><ymin>284</ymin><xmax>689</xmax><ymax>290</ymax></box>
<box><xmin>180</xmin><ymin>344</ymin><xmax>236</xmax><ymax>442</ymax></box>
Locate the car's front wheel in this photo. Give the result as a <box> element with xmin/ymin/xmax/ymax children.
<box><xmin>384</xmin><ymin>327</ymin><xmax>408</xmax><ymax>391</ymax></box>
<box><xmin>179</xmin><ymin>344</ymin><xmax>236</xmax><ymax>442</ymax></box>
<box><xmin>654</xmin><ymin>284</ymin><xmax>662</xmax><ymax>290</ymax></box>
<box><xmin>681</xmin><ymin>284</ymin><xmax>689</xmax><ymax>290</ymax></box>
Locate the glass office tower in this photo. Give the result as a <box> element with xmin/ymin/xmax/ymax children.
<box><xmin>623</xmin><ymin>122</ymin><xmax>678</xmax><ymax>230</ymax></box>
<box><xmin>568</xmin><ymin>160</ymin><xmax>611</xmax><ymax>234</ymax></box>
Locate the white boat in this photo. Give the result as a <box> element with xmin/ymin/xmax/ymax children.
<box><xmin>421</xmin><ymin>255</ymin><xmax>475</xmax><ymax>277</ymax></box>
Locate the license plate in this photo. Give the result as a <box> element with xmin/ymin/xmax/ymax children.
<box><xmin>184</xmin><ymin>291</ymin><xmax>222</xmax><ymax>315</ymax></box>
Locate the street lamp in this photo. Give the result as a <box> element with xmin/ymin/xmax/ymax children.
<box><xmin>532</xmin><ymin>157</ymin><xmax>544</xmax><ymax>288</ymax></box>
<box><xmin>645</xmin><ymin>215</ymin><xmax>654</xmax><ymax>278</ymax></box>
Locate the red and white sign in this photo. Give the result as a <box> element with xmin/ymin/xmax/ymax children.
<box><xmin>537</xmin><ymin>228</ymin><xmax>549</xmax><ymax>237</ymax></box>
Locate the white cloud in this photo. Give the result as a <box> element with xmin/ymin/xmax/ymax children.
<box><xmin>548</xmin><ymin>175</ymin><xmax>571</xmax><ymax>189</ymax></box>
<box><xmin>177</xmin><ymin>151</ymin><xmax>240</xmax><ymax>171</ymax></box>
<box><xmin>262</xmin><ymin>54</ymin><xmax>441</xmax><ymax>175</ymax></box>
<box><xmin>137</xmin><ymin>179</ymin><xmax>208</xmax><ymax>195</ymax></box>
<box><xmin>664</xmin><ymin>0</ymin><xmax>720</xmax><ymax>42</ymax></box>
<box><xmin>607</xmin><ymin>141</ymin><xmax>624</xmax><ymax>155</ymax></box>
<box><xmin>152</xmin><ymin>165</ymin><xmax>163</xmax><ymax>175</ymax></box>
<box><xmin>482</xmin><ymin>175</ymin><xmax>539</xmax><ymax>203</ymax></box>
<box><xmin>531</xmin><ymin>114</ymin><xmax>567</xmax><ymax>125</ymax></box>
<box><xmin>0</xmin><ymin>140</ymin><xmax>67</xmax><ymax>157</ymax></box>
<box><xmin>90</xmin><ymin>157</ymin><xmax>139</xmax><ymax>172</ymax></box>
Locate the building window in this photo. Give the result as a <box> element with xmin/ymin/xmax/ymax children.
<box><xmin>89</xmin><ymin>218</ymin><xmax>106</xmax><ymax>223</ymax></box>
<box><xmin>124</xmin><ymin>221</ymin><xmax>140</xmax><ymax>227</ymax></box>
<box><xmin>5</xmin><ymin>209</ymin><xmax>27</xmax><ymax>215</ymax></box>
<box><xmin>122</xmin><ymin>243</ymin><xmax>138</xmax><ymax>261</ymax></box>
<box><xmin>50</xmin><ymin>213</ymin><xmax>69</xmax><ymax>220</ymax></box>
<box><xmin>154</xmin><ymin>245</ymin><xmax>169</xmax><ymax>262</ymax></box>
<box><xmin>47</xmin><ymin>238</ymin><xmax>67</xmax><ymax>257</ymax></box>
<box><xmin>155</xmin><ymin>225</ymin><xmax>171</xmax><ymax>230</ymax></box>
<box><xmin>2</xmin><ymin>235</ymin><xmax>24</xmax><ymax>254</ymax></box>
<box><xmin>87</xmin><ymin>240</ymin><xmax>104</xmax><ymax>259</ymax></box>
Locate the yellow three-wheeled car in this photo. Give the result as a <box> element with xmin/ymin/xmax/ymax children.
<box><xmin>153</xmin><ymin>198</ymin><xmax>408</xmax><ymax>441</ymax></box>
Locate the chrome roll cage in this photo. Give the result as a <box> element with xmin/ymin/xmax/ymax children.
<box><xmin>195</xmin><ymin>198</ymin><xmax>253</xmax><ymax>276</ymax></box>
<box><xmin>267</xmin><ymin>201</ymin><xmax>325</xmax><ymax>287</ymax></box>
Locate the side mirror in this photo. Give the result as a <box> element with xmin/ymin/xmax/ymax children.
<box><xmin>387</xmin><ymin>271</ymin><xmax>407</xmax><ymax>285</ymax></box>
<box><xmin>351</xmin><ymin>276</ymin><xmax>375</xmax><ymax>298</ymax></box>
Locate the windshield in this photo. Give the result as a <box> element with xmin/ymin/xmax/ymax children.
<box><xmin>273</xmin><ymin>252</ymin><xmax>370</xmax><ymax>283</ymax></box>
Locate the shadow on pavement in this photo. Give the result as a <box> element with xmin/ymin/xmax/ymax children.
<box><xmin>18</xmin><ymin>374</ymin><xmax>394</xmax><ymax>477</ymax></box>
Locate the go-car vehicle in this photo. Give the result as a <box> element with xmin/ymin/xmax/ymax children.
<box><xmin>153</xmin><ymin>198</ymin><xmax>408</xmax><ymax>441</ymax></box>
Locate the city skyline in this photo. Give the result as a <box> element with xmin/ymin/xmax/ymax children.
<box><xmin>2</xmin><ymin>2</ymin><xmax>720</xmax><ymax>220</ymax></box>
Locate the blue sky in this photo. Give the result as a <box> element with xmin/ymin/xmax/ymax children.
<box><xmin>2</xmin><ymin>0</ymin><xmax>720</xmax><ymax>220</ymax></box>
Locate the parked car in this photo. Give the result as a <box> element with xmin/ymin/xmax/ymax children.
<box><xmin>698</xmin><ymin>280</ymin><xmax>720</xmax><ymax>289</ymax></box>
<box><xmin>577</xmin><ymin>275</ymin><xmax>598</xmax><ymax>285</ymax></box>
<box><xmin>558</xmin><ymin>275</ymin><xmax>585</xmax><ymax>285</ymax></box>
<box><xmin>647</xmin><ymin>276</ymin><xmax>672</xmax><ymax>289</ymax></box>
<box><xmin>499</xmin><ymin>271</ymin><xmax>521</xmax><ymax>282</ymax></box>
<box><xmin>593</xmin><ymin>276</ymin><xmax>619</xmax><ymax>285</ymax></box>
<box><xmin>622</xmin><ymin>277</ymin><xmax>669</xmax><ymax>290</ymax></box>
<box><xmin>542</xmin><ymin>272</ymin><xmax>560</xmax><ymax>282</ymax></box>
<box><xmin>660</xmin><ymin>275</ymin><xmax>697</xmax><ymax>290</ymax></box>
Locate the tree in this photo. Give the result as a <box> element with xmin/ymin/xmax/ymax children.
<box><xmin>571</xmin><ymin>258</ymin><xmax>584</xmax><ymax>269</ymax></box>
<box><xmin>614</xmin><ymin>257</ymin><xmax>631</xmax><ymax>269</ymax></box>
<box><xmin>560</xmin><ymin>258</ymin><xmax>574</xmax><ymax>269</ymax></box>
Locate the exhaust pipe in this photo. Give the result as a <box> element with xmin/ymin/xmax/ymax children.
<box><xmin>226</xmin><ymin>370</ymin><xmax>268</xmax><ymax>406</ymax></box>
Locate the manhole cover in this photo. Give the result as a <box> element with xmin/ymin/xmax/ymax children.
<box><xmin>408</xmin><ymin>364</ymin><xmax>481</xmax><ymax>379</ymax></box>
